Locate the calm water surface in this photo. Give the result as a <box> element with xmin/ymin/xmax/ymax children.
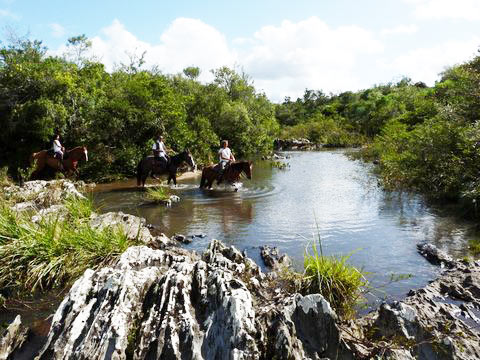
<box><xmin>94</xmin><ymin>150</ymin><xmax>479</xmax><ymax>307</ymax></box>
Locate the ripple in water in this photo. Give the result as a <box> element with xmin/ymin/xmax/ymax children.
<box><xmin>93</xmin><ymin>150</ymin><xmax>479</xmax><ymax>306</ymax></box>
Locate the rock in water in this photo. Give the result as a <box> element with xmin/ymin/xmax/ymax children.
<box><xmin>0</xmin><ymin>315</ymin><xmax>29</xmax><ymax>359</ymax></box>
<box><xmin>35</xmin><ymin>240</ymin><xmax>348</xmax><ymax>359</ymax></box>
<box><xmin>260</xmin><ymin>245</ymin><xmax>292</xmax><ymax>269</ymax></box>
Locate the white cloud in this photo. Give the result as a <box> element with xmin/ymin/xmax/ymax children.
<box><xmin>405</xmin><ymin>0</ymin><xmax>480</xmax><ymax>20</ymax></box>
<box><xmin>239</xmin><ymin>17</ymin><xmax>383</xmax><ymax>100</ymax></box>
<box><xmin>48</xmin><ymin>16</ymin><xmax>480</xmax><ymax>102</ymax></box>
<box><xmin>380</xmin><ymin>24</ymin><xmax>418</xmax><ymax>37</ymax></box>
<box><xmin>379</xmin><ymin>38</ymin><xmax>480</xmax><ymax>85</ymax></box>
<box><xmin>71</xmin><ymin>18</ymin><xmax>236</xmax><ymax>82</ymax></box>
<box><xmin>0</xmin><ymin>8</ymin><xmax>19</xmax><ymax>20</ymax></box>
<box><xmin>49</xmin><ymin>23</ymin><xmax>65</xmax><ymax>38</ymax></box>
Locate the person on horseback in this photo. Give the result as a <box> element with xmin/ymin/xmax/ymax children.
<box><xmin>52</xmin><ymin>134</ymin><xmax>65</xmax><ymax>171</ymax></box>
<box><xmin>217</xmin><ymin>140</ymin><xmax>235</xmax><ymax>182</ymax></box>
<box><xmin>152</xmin><ymin>135</ymin><xmax>169</xmax><ymax>167</ymax></box>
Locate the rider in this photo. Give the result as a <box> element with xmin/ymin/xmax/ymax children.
<box><xmin>152</xmin><ymin>135</ymin><xmax>169</xmax><ymax>167</ymax></box>
<box><xmin>217</xmin><ymin>140</ymin><xmax>235</xmax><ymax>182</ymax></box>
<box><xmin>52</xmin><ymin>134</ymin><xmax>65</xmax><ymax>170</ymax></box>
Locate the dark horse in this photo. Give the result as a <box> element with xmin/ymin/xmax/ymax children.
<box><xmin>30</xmin><ymin>146</ymin><xmax>88</xmax><ymax>179</ymax></box>
<box><xmin>136</xmin><ymin>150</ymin><xmax>195</xmax><ymax>188</ymax></box>
<box><xmin>200</xmin><ymin>161</ymin><xmax>252</xmax><ymax>189</ymax></box>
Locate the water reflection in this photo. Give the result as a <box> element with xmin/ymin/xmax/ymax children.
<box><xmin>93</xmin><ymin>150</ymin><xmax>478</xmax><ymax>304</ymax></box>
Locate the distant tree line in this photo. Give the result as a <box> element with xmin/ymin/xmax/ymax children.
<box><xmin>2</xmin><ymin>34</ymin><xmax>480</xmax><ymax>215</ymax></box>
<box><xmin>276</xmin><ymin>50</ymin><xmax>480</xmax><ymax>212</ymax></box>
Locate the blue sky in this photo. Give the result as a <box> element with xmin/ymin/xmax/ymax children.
<box><xmin>1</xmin><ymin>0</ymin><xmax>480</xmax><ymax>101</ymax></box>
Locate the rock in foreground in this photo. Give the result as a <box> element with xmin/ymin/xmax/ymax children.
<box><xmin>35</xmin><ymin>240</ymin><xmax>351</xmax><ymax>360</ymax></box>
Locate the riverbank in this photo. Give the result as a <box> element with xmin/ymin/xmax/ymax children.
<box><xmin>1</xmin><ymin>180</ymin><xmax>479</xmax><ymax>359</ymax></box>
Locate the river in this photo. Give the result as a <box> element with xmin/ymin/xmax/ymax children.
<box><xmin>94</xmin><ymin>149</ymin><xmax>478</xmax><ymax>308</ymax></box>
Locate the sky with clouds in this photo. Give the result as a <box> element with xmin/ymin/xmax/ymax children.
<box><xmin>1</xmin><ymin>0</ymin><xmax>479</xmax><ymax>102</ymax></box>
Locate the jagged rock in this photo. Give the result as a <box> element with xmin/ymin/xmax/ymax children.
<box><xmin>417</xmin><ymin>243</ymin><xmax>457</xmax><ymax>268</ymax></box>
<box><xmin>0</xmin><ymin>315</ymin><xmax>29</xmax><ymax>360</ymax></box>
<box><xmin>89</xmin><ymin>212</ymin><xmax>153</xmax><ymax>243</ymax></box>
<box><xmin>172</xmin><ymin>233</ymin><xmax>191</xmax><ymax>244</ymax></box>
<box><xmin>33</xmin><ymin>240</ymin><xmax>351</xmax><ymax>359</ymax></box>
<box><xmin>358</xmin><ymin>243</ymin><xmax>480</xmax><ymax>359</ymax></box>
<box><xmin>260</xmin><ymin>245</ymin><xmax>292</xmax><ymax>269</ymax></box>
<box><xmin>274</xmin><ymin>138</ymin><xmax>317</xmax><ymax>151</ymax></box>
<box><xmin>5</xmin><ymin>180</ymin><xmax>86</xmax><ymax>210</ymax></box>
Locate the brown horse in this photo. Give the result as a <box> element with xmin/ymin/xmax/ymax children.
<box><xmin>200</xmin><ymin>161</ymin><xmax>252</xmax><ymax>189</ymax></box>
<box><xmin>30</xmin><ymin>146</ymin><xmax>88</xmax><ymax>179</ymax></box>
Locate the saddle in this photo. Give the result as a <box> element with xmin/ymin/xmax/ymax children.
<box><xmin>47</xmin><ymin>149</ymin><xmax>68</xmax><ymax>160</ymax></box>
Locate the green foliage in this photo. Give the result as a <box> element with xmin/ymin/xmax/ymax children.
<box><xmin>0</xmin><ymin>198</ymin><xmax>138</xmax><ymax>295</ymax></box>
<box><xmin>302</xmin><ymin>236</ymin><xmax>367</xmax><ymax>318</ymax></box>
<box><xmin>0</xmin><ymin>37</ymin><xmax>279</xmax><ymax>182</ymax></box>
<box><xmin>145</xmin><ymin>186</ymin><xmax>171</xmax><ymax>203</ymax></box>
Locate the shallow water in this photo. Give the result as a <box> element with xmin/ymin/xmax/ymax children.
<box><xmin>94</xmin><ymin>150</ymin><xmax>479</xmax><ymax>308</ymax></box>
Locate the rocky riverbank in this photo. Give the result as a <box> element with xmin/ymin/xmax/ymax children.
<box><xmin>1</xmin><ymin>181</ymin><xmax>480</xmax><ymax>359</ymax></box>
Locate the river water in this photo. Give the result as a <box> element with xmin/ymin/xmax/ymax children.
<box><xmin>94</xmin><ymin>150</ymin><xmax>479</xmax><ymax>308</ymax></box>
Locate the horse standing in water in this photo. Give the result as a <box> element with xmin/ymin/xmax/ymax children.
<box><xmin>136</xmin><ymin>150</ymin><xmax>195</xmax><ymax>188</ymax></box>
<box><xmin>200</xmin><ymin>161</ymin><xmax>252</xmax><ymax>189</ymax></box>
<box><xmin>30</xmin><ymin>146</ymin><xmax>88</xmax><ymax>179</ymax></box>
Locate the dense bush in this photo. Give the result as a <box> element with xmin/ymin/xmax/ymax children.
<box><xmin>0</xmin><ymin>38</ymin><xmax>278</xmax><ymax>182</ymax></box>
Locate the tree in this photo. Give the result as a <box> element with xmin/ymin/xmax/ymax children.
<box><xmin>183</xmin><ymin>66</ymin><xmax>200</xmax><ymax>80</ymax></box>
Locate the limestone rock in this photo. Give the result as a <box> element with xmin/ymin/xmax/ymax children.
<box><xmin>34</xmin><ymin>240</ymin><xmax>349</xmax><ymax>359</ymax></box>
<box><xmin>0</xmin><ymin>315</ymin><xmax>29</xmax><ymax>360</ymax></box>
<box><xmin>260</xmin><ymin>245</ymin><xmax>292</xmax><ymax>269</ymax></box>
<box><xmin>6</xmin><ymin>180</ymin><xmax>86</xmax><ymax>210</ymax></box>
<box><xmin>89</xmin><ymin>211</ymin><xmax>152</xmax><ymax>243</ymax></box>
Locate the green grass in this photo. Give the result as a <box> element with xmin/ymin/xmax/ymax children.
<box><xmin>145</xmin><ymin>186</ymin><xmax>171</xmax><ymax>203</ymax></box>
<box><xmin>469</xmin><ymin>238</ymin><xmax>480</xmax><ymax>256</ymax></box>
<box><xmin>0</xmin><ymin>198</ymin><xmax>140</xmax><ymax>295</ymax></box>
<box><xmin>301</xmin><ymin>232</ymin><xmax>367</xmax><ymax>318</ymax></box>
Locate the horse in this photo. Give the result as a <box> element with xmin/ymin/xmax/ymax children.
<box><xmin>200</xmin><ymin>161</ymin><xmax>252</xmax><ymax>189</ymax></box>
<box><xmin>30</xmin><ymin>146</ymin><xmax>88</xmax><ymax>179</ymax></box>
<box><xmin>136</xmin><ymin>150</ymin><xmax>195</xmax><ymax>188</ymax></box>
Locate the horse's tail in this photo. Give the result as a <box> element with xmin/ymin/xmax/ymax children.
<box><xmin>200</xmin><ymin>169</ymin><xmax>206</xmax><ymax>188</ymax></box>
<box><xmin>136</xmin><ymin>159</ymin><xmax>143</xmax><ymax>187</ymax></box>
<box><xmin>30</xmin><ymin>152</ymin><xmax>39</xmax><ymax>164</ymax></box>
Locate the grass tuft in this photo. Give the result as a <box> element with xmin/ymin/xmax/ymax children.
<box><xmin>145</xmin><ymin>186</ymin><xmax>171</xmax><ymax>203</ymax></box>
<box><xmin>302</xmin><ymin>237</ymin><xmax>367</xmax><ymax>318</ymax></box>
<box><xmin>0</xmin><ymin>198</ymin><xmax>139</xmax><ymax>295</ymax></box>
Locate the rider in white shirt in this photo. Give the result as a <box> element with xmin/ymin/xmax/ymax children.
<box><xmin>52</xmin><ymin>134</ymin><xmax>65</xmax><ymax>171</ymax></box>
<box><xmin>152</xmin><ymin>135</ymin><xmax>169</xmax><ymax>166</ymax></box>
<box><xmin>218</xmin><ymin>140</ymin><xmax>235</xmax><ymax>180</ymax></box>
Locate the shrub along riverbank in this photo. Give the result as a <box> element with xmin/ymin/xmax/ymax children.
<box><xmin>275</xmin><ymin>52</ymin><xmax>480</xmax><ymax>220</ymax></box>
<box><xmin>2</xmin><ymin>34</ymin><xmax>480</xmax><ymax>218</ymax></box>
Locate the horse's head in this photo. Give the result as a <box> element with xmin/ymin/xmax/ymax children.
<box><xmin>184</xmin><ymin>149</ymin><xmax>196</xmax><ymax>170</ymax></box>
<box><xmin>245</xmin><ymin>161</ymin><xmax>253</xmax><ymax>179</ymax></box>
<box><xmin>67</xmin><ymin>146</ymin><xmax>88</xmax><ymax>162</ymax></box>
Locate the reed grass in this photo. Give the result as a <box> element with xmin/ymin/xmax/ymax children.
<box><xmin>145</xmin><ymin>186</ymin><xmax>171</xmax><ymax>203</ymax></box>
<box><xmin>0</xmin><ymin>198</ymin><xmax>139</xmax><ymax>295</ymax></box>
<box><xmin>302</xmin><ymin>236</ymin><xmax>367</xmax><ymax>318</ymax></box>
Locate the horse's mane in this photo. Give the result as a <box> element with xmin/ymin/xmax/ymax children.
<box><xmin>230</xmin><ymin>161</ymin><xmax>249</xmax><ymax>170</ymax></box>
<box><xmin>66</xmin><ymin>146</ymin><xmax>85</xmax><ymax>153</ymax></box>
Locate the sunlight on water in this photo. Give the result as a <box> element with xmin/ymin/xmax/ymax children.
<box><xmin>94</xmin><ymin>150</ymin><xmax>479</xmax><ymax>307</ymax></box>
